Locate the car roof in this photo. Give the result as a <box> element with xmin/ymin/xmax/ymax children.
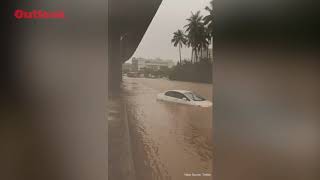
<box><xmin>166</xmin><ymin>90</ymin><xmax>192</xmax><ymax>94</ymax></box>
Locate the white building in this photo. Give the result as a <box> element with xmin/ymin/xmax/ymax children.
<box><xmin>122</xmin><ymin>63</ymin><xmax>133</xmax><ymax>72</ymax></box>
<box><xmin>132</xmin><ymin>57</ymin><xmax>174</xmax><ymax>71</ymax></box>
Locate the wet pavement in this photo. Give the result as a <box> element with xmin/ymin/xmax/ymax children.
<box><xmin>122</xmin><ymin>77</ymin><xmax>213</xmax><ymax>180</ymax></box>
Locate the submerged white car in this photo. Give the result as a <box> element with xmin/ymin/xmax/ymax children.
<box><xmin>157</xmin><ymin>90</ymin><xmax>212</xmax><ymax>107</ymax></box>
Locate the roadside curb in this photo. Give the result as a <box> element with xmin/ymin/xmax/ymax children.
<box><xmin>123</xmin><ymin>103</ymin><xmax>137</xmax><ymax>180</ymax></box>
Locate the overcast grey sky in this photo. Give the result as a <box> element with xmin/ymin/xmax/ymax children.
<box><xmin>131</xmin><ymin>0</ymin><xmax>211</xmax><ymax>62</ymax></box>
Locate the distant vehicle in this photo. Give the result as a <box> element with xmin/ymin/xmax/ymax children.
<box><xmin>127</xmin><ymin>72</ymin><xmax>140</xmax><ymax>77</ymax></box>
<box><xmin>157</xmin><ymin>90</ymin><xmax>212</xmax><ymax>107</ymax></box>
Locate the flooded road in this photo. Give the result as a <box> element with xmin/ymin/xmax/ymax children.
<box><xmin>122</xmin><ymin>77</ymin><xmax>213</xmax><ymax>180</ymax></box>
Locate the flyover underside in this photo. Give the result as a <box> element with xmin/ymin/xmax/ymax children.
<box><xmin>108</xmin><ymin>0</ymin><xmax>162</xmax><ymax>95</ymax></box>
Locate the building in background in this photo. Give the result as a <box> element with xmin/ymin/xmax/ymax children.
<box><xmin>131</xmin><ymin>57</ymin><xmax>174</xmax><ymax>71</ymax></box>
<box><xmin>122</xmin><ymin>63</ymin><xmax>133</xmax><ymax>73</ymax></box>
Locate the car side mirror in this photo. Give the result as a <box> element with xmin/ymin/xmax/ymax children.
<box><xmin>182</xmin><ymin>97</ymin><xmax>188</xmax><ymax>101</ymax></box>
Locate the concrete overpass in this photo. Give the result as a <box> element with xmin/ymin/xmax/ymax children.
<box><xmin>108</xmin><ymin>0</ymin><xmax>163</xmax><ymax>95</ymax></box>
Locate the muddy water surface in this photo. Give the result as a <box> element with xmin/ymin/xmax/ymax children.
<box><xmin>123</xmin><ymin>77</ymin><xmax>213</xmax><ymax>180</ymax></box>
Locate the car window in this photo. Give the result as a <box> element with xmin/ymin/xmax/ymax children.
<box><xmin>178</xmin><ymin>94</ymin><xmax>189</xmax><ymax>100</ymax></box>
<box><xmin>165</xmin><ymin>91</ymin><xmax>175</xmax><ymax>97</ymax></box>
<box><xmin>165</xmin><ymin>91</ymin><xmax>189</xmax><ymax>100</ymax></box>
<box><xmin>173</xmin><ymin>92</ymin><xmax>182</xmax><ymax>99</ymax></box>
<box><xmin>179</xmin><ymin>93</ymin><xmax>190</xmax><ymax>101</ymax></box>
<box><xmin>185</xmin><ymin>92</ymin><xmax>206</xmax><ymax>101</ymax></box>
<box><xmin>165</xmin><ymin>91</ymin><xmax>181</xmax><ymax>99</ymax></box>
<box><xmin>174</xmin><ymin>92</ymin><xmax>188</xmax><ymax>99</ymax></box>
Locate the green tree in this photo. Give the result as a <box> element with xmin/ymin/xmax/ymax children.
<box><xmin>197</xmin><ymin>23</ymin><xmax>210</xmax><ymax>60</ymax></box>
<box><xmin>185</xmin><ymin>11</ymin><xmax>201</xmax><ymax>62</ymax></box>
<box><xmin>171</xmin><ymin>30</ymin><xmax>187</xmax><ymax>64</ymax></box>
<box><xmin>185</xmin><ymin>11</ymin><xmax>207</xmax><ymax>63</ymax></box>
<box><xmin>203</xmin><ymin>0</ymin><xmax>214</xmax><ymax>61</ymax></box>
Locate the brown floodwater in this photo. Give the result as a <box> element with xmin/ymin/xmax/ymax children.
<box><xmin>122</xmin><ymin>77</ymin><xmax>213</xmax><ymax>180</ymax></box>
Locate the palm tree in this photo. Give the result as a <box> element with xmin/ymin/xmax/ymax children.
<box><xmin>186</xmin><ymin>33</ymin><xmax>195</xmax><ymax>63</ymax></box>
<box><xmin>203</xmin><ymin>0</ymin><xmax>214</xmax><ymax>61</ymax></box>
<box><xmin>197</xmin><ymin>23</ymin><xmax>210</xmax><ymax>61</ymax></box>
<box><xmin>171</xmin><ymin>29</ymin><xmax>187</xmax><ymax>64</ymax></box>
<box><xmin>184</xmin><ymin>11</ymin><xmax>203</xmax><ymax>63</ymax></box>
